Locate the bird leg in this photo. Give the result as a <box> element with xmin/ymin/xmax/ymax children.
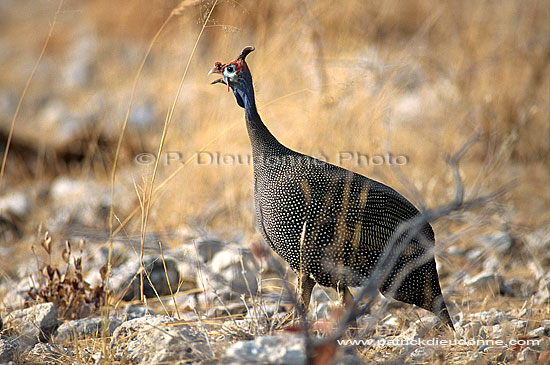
<box><xmin>336</xmin><ymin>283</ymin><xmax>354</xmax><ymax>307</ymax></box>
<box><xmin>337</xmin><ymin>284</ymin><xmax>359</xmax><ymax>330</ymax></box>
<box><xmin>285</xmin><ymin>273</ymin><xmax>316</xmax><ymax>327</ymax></box>
<box><xmin>298</xmin><ymin>272</ymin><xmax>316</xmax><ymax>312</ymax></box>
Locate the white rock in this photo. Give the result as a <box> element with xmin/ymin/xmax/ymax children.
<box><xmin>49</xmin><ymin>177</ymin><xmax>120</xmax><ymax>230</ymax></box>
<box><xmin>482</xmin><ymin>257</ymin><xmax>500</xmax><ymax>273</ymax></box>
<box><xmin>27</xmin><ymin>343</ymin><xmax>73</xmax><ymax>361</ymax></box>
<box><xmin>465</xmin><ymin>272</ymin><xmax>503</xmax><ymax>291</ymax></box>
<box><xmin>535</xmin><ymin>273</ymin><xmax>550</xmax><ymax>305</ymax></box>
<box><xmin>110</xmin><ymin>255</ymin><xmax>180</xmax><ymax>301</ymax></box>
<box><xmin>527</xmin><ymin>326</ymin><xmax>546</xmax><ymax>338</ymax></box>
<box><xmin>225</xmin><ymin>335</ymin><xmax>305</xmax><ymax>365</ymax></box>
<box><xmin>491</xmin><ymin>324</ymin><xmax>504</xmax><ymax>340</ymax></box>
<box><xmin>501</xmin><ymin>278</ymin><xmax>533</xmax><ymax>297</ymax></box>
<box><xmin>4</xmin><ymin>303</ymin><xmax>58</xmax><ymax>347</ymax></box>
<box><xmin>0</xmin><ymin>338</ymin><xmax>18</xmax><ymax>363</ymax></box>
<box><xmin>462</xmin><ymin>321</ymin><xmax>482</xmax><ymax>338</ymax></box>
<box><xmin>479</xmin><ymin>231</ymin><xmax>513</xmax><ymax>254</ymax></box>
<box><xmin>518</xmin><ymin>347</ymin><xmax>539</xmax><ymax>363</ymax></box>
<box><xmin>111</xmin><ymin>315</ymin><xmax>210</xmax><ymax>364</ymax></box>
<box><xmin>509</xmin><ymin>319</ymin><xmax>528</xmax><ymax>331</ymax></box>
<box><xmin>524</xmin><ymin>228</ymin><xmax>550</xmax><ymax>251</ymax></box>
<box><xmin>470</xmin><ymin>309</ymin><xmax>506</xmax><ymax>325</ymax></box>
<box><xmin>409</xmin><ymin>347</ymin><xmax>434</xmax><ymax>361</ymax></box>
<box><xmin>0</xmin><ymin>192</ymin><xmax>30</xmax><ymax>218</ymax></box>
<box><xmin>54</xmin><ymin>317</ymin><xmax>122</xmax><ymax>343</ymax></box>
<box><xmin>204</xmin><ymin>246</ymin><xmax>259</xmax><ymax>294</ymax></box>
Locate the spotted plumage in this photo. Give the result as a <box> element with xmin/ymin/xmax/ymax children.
<box><xmin>209</xmin><ymin>46</ymin><xmax>454</xmax><ymax>329</ymax></box>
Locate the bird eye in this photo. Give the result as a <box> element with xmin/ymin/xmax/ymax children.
<box><xmin>225</xmin><ymin>65</ymin><xmax>236</xmax><ymax>73</ymax></box>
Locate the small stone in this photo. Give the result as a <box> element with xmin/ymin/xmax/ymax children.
<box><xmin>534</xmin><ymin>273</ymin><xmax>550</xmax><ymax>305</ymax></box>
<box><xmin>479</xmin><ymin>231</ymin><xmax>513</xmax><ymax>254</ymax></box>
<box><xmin>382</xmin><ymin>316</ymin><xmax>399</xmax><ymax>328</ymax></box>
<box><xmin>395</xmin><ymin>326</ymin><xmax>418</xmax><ymax>342</ymax></box>
<box><xmin>0</xmin><ymin>191</ymin><xmax>30</xmax><ymax>218</ymax></box>
<box><xmin>110</xmin><ymin>255</ymin><xmax>180</xmax><ymax>301</ymax></box>
<box><xmin>524</xmin><ymin>228</ymin><xmax>550</xmax><ymax>251</ymax></box>
<box><xmin>496</xmin><ymin>348</ymin><xmax>517</xmax><ymax>363</ymax></box>
<box><xmin>246</xmin><ymin>303</ymin><xmax>286</xmax><ymax>320</ymax></box>
<box><xmin>224</xmin><ymin>318</ymin><xmax>254</xmax><ymax>333</ymax></box>
<box><xmin>172</xmin><ymin>250</ymin><xmax>201</xmax><ymax>280</ymax></box>
<box><xmin>163</xmin><ymin>293</ymin><xmax>197</xmax><ymax>313</ymax></box>
<box><xmin>482</xmin><ymin>257</ymin><xmax>500</xmax><ymax>273</ymax></box>
<box><xmin>26</xmin><ymin>343</ymin><xmax>73</xmax><ymax>362</ymax></box>
<box><xmin>469</xmin><ymin>309</ymin><xmax>506</xmax><ymax>325</ymax></box>
<box><xmin>462</xmin><ymin>321</ymin><xmax>482</xmax><ymax>338</ymax></box>
<box><xmin>0</xmin><ymin>338</ymin><xmax>19</xmax><ymax>363</ymax></box>
<box><xmin>509</xmin><ymin>319</ymin><xmax>528</xmax><ymax>331</ymax></box>
<box><xmin>491</xmin><ymin>324</ymin><xmax>504</xmax><ymax>340</ymax></box>
<box><xmin>518</xmin><ymin>347</ymin><xmax>539</xmax><ymax>363</ymax></box>
<box><xmin>121</xmin><ymin>305</ymin><xmax>155</xmax><ymax>320</ymax></box>
<box><xmin>197</xmin><ymin>287</ymin><xmax>240</xmax><ymax>308</ymax></box>
<box><xmin>111</xmin><ymin>315</ymin><xmax>210</xmax><ymax>364</ymax></box>
<box><xmin>193</xmin><ymin>237</ymin><xmax>227</xmax><ymax>263</ymax></box>
<box><xmin>224</xmin><ymin>335</ymin><xmax>306</xmax><ymax>364</ymax></box>
<box><xmin>477</xmin><ymin>344</ymin><xmax>490</xmax><ymax>353</ymax></box>
<box><xmin>414</xmin><ymin>315</ymin><xmax>440</xmax><ymax>329</ymax></box>
<box><xmin>466</xmin><ymin>350</ymin><xmax>484</xmax><ymax>365</ymax></box>
<box><xmin>49</xmin><ymin>177</ymin><xmax>120</xmax><ymax>230</ymax></box>
<box><xmin>409</xmin><ymin>347</ymin><xmax>434</xmax><ymax>361</ymax></box>
<box><xmin>91</xmin><ymin>350</ymin><xmax>104</xmax><ymax>364</ymax></box>
<box><xmin>0</xmin><ymin>215</ymin><xmax>22</xmax><ymax>243</ymax></box>
<box><xmin>54</xmin><ymin>317</ymin><xmax>122</xmax><ymax>343</ymax></box>
<box><xmin>527</xmin><ymin>326</ymin><xmax>546</xmax><ymax>338</ymax></box>
<box><xmin>501</xmin><ymin>278</ymin><xmax>533</xmax><ymax>297</ymax></box>
<box><xmin>466</xmin><ymin>248</ymin><xmax>483</xmax><ymax>260</ymax></box>
<box><xmin>204</xmin><ymin>246</ymin><xmax>259</xmax><ymax>295</ymax></box>
<box><xmin>4</xmin><ymin>303</ymin><xmax>58</xmax><ymax>347</ymax></box>
<box><xmin>207</xmin><ymin>302</ymin><xmax>247</xmax><ymax>318</ymax></box>
<box><xmin>465</xmin><ymin>272</ymin><xmax>504</xmax><ymax>292</ymax></box>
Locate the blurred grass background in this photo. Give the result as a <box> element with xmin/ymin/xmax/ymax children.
<box><xmin>0</xmin><ymin>0</ymin><xmax>548</xmax><ymax>244</ymax></box>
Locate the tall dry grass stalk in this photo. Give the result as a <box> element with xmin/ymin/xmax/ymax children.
<box><xmin>0</xmin><ymin>0</ymin><xmax>64</xmax><ymax>188</ymax></box>
<box><xmin>138</xmin><ymin>0</ymin><xmax>219</xmax><ymax>303</ymax></box>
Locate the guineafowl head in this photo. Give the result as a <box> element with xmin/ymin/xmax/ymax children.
<box><xmin>209</xmin><ymin>46</ymin><xmax>255</xmax><ymax>109</ymax></box>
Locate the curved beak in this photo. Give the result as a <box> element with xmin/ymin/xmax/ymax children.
<box><xmin>208</xmin><ymin>66</ymin><xmax>226</xmax><ymax>85</ymax></box>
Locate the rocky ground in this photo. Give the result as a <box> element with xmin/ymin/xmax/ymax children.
<box><xmin>1</xmin><ymin>0</ymin><xmax>549</xmax><ymax>364</ymax></box>
<box><xmin>0</xmin><ymin>198</ymin><xmax>549</xmax><ymax>363</ymax></box>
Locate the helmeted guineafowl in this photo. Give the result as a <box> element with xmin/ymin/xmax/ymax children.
<box><xmin>209</xmin><ymin>46</ymin><xmax>454</xmax><ymax>329</ymax></box>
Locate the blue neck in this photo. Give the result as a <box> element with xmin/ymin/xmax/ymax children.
<box><xmin>238</xmin><ymin>86</ymin><xmax>258</xmax><ymax>121</ymax></box>
<box><xmin>235</xmin><ymin>85</ymin><xmax>286</xmax><ymax>156</ymax></box>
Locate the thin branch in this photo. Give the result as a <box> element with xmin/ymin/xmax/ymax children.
<box><xmin>319</xmin><ymin>134</ymin><xmax>504</xmax><ymax>348</ymax></box>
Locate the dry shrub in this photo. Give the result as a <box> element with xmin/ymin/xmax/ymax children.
<box><xmin>26</xmin><ymin>232</ymin><xmax>110</xmax><ymax>320</ymax></box>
